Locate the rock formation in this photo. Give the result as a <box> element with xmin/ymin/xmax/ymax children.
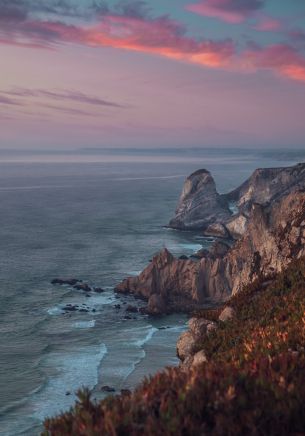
<box><xmin>168</xmin><ymin>169</ymin><xmax>231</xmax><ymax>230</ymax></box>
<box><xmin>224</xmin><ymin>162</ymin><xmax>305</xmax><ymax>213</ymax></box>
<box><xmin>169</xmin><ymin>163</ymin><xmax>305</xmax><ymax>239</ymax></box>
<box><xmin>116</xmin><ymin>188</ymin><xmax>305</xmax><ymax>313</ymax></box>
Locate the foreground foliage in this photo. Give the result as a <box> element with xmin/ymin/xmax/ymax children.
<box><xmin>43</xmin><ymin>259</ymin><xmax>305</xmax><ymax>435</ymax></box>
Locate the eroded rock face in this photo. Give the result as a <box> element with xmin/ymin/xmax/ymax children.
<box><xmin>146</xmin><ymin>294</ymin><xmax>167</xmax><ymax>315</ymax></box>
<box><xmin>176</xmin><ymin>331</ymin><xmax>197</xmax><ymax>361</ymax></box>
<box><xmin>203</xmin><ymin>222</ymin><xmax>229</xmax><ymax>238</ymax></box>
<box><xmin>115</xmin><ymin>190</ymin><xmax>305</xmax><ymax>312</ymax></box>
<box><xmin>168</xmin><ymin>169</ymin><xmax>231</xmax><ymax>230</ymax></box>
<box><xmin>225</xmin><ymin>214</ymin><xmax>248</xmax><ymax>239</ymax></box>
<box><xmin>225</xmin><ymin>163</ymin><xmax>305</xmax><ymax>214</ymax></box>
<box><xmin>115</xmin><ymin>248</ymin><xmax>203</xmax><ymax>311</ymax></box>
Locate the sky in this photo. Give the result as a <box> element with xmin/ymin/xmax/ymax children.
<box><xmin>0</xmin><ymin>0</ymin><xmax>305</xmax><ymax>149</ymax></box>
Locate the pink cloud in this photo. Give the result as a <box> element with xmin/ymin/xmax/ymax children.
<box><xmin>186</xmin><ymin>0</ymin><xmax>264</xmax><ymax>24</ymax></box>
<box><xmin>1</xmin><ymin>12</ymin><xmax>305</xmax><ymax>84</ymax></box>
<box><xmin>1</xmin><ymin>15</ymin><xmax>235</xmax><ymax>68</ymax></box>
<box><xmin>243</xmin><ymin>44</ymin><xmax>305</xmax><ymax>82</ymax></box>
<box><xmin>253</xmin><ymin>16</ymin><xmax>282</xmax><ymax>32</ymax></box>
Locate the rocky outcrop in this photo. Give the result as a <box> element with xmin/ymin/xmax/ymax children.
<box><xmin>218</xmin><ymin>306</ymin><xmax>235</xmax><ymax>322</ymax></box>
<box><xmin>116</xmin><ymin>189</ymin><xmax>305</xmax><ymax>313</ymax></box>
<box><xmin>169</xmin><ymin>163</ymin><xmax>305</xmax><ymax>238</ymax></box>
<box><xmin>203</xmin><ymin>222</ymin><xmax>229</xmax><ymax>238</ymax></box>
<box><xmin>224</xmin><ymin>162</ymin><xmax>305</xmax><ymax>214</ymax></box>
<box><xmin>177</xmin><ymin>317</ymin><xmax>216</xmax><ymax>368</ymax></box>
<box><xmin>168</xmin><ymin>169</ymin><xmax>231</xmax><ymax>230</ymax></box>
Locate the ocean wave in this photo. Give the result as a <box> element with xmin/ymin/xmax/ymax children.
<box><xmin>31</xmin><ymin>343</ymin><xmax>107</xmax><ymax>421</ymax></box>
<box><xmin>72</xmin><ymin>320</ymin><xmax>96</xmax><ymax>329</ymax></box>
<box><xmin>134</xmin><ymin>326</ymin><xmax>158</xmax><ymax>347</ymax></box>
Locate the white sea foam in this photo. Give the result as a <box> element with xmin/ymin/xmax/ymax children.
<box><xmin>31</xmin><ymin>343</ymin><xmax>107</xmax><ymax>420</ymax></box>
<box><xmin>73</xmin><ymin>320</ymin><xmax>96</xmax><ymax>329</ymax></box>
<box><xmin>126</xmin><ymin>270</ymin><xmax>142</xmax><ymax>276</ymax></box>
<box><xmin>47</xmin><ymin>306</ymin><xmax>62</xmax><ymax>316</ymax></box>
<box><xmin>133</xmin><ymin>326</ymin><xmax>158</xmax><ymax>347</ymax></box>
<box><xmin>179</xmin><ymin>243</ymin><xmax>203</xmax><ymax>252</ymax></box>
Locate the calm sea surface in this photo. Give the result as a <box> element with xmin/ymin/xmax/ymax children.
<box><xmin>0</xmin><ymin>148</ymin><xmax>304</xmax><ymax>435</ymax></box>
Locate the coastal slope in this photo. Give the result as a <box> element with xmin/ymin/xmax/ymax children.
<box><xmin>43</xmin><ymin>257</ymin><xmax>305</xmax><ymax>435</ymax></box>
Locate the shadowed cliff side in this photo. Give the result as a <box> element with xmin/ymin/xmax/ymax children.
<box><xmin>115</xmin><ymin>189</ymin><xmax>305</xmax><ymax>313</ymax></box>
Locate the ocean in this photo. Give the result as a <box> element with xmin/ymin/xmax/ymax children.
<box><xmin>0</xmin><ymin>147</ymin><xmax>304</xmax><ymax>435</ymax></box>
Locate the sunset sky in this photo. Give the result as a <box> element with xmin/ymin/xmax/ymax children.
<box><xmin>1</xmin><ymin>0</ymin><xmax>305</xmax><ymax>149</ymax></box>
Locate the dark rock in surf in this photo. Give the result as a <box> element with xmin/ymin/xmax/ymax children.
<box><xmin>63</xmin><ymin>304</ymin><xmax>78</xmax><ymax>312</ymax></box>
<box><xmin>126</xmin><ymin>305</ymin><xmax>138</xmax><ymax>313</ymax></box>
<box><xmin>94</xmin><ymin>287</ymin><xmax>105</xmax><ymax>293</ymax></box>
<box><xmin>73</xmin><ymin>283</ymin><xmax>91</xmax><ymax>292</ymax></box>
<box><xmin>101</xmin><ymin>386</ymin><xmax>115</xmax><ymax>393</ymax></box>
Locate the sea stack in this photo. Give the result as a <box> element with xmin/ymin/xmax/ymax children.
<box><xmin>168</xmin><ymin>169</ymin><xmax>231</xmax><ymax>230</ymax></box>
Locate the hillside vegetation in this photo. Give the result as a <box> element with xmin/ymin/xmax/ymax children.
<box><xmin>43</xmin><ymin>258</ymin><xmax>305</xmax><ymax>435</ymax></box>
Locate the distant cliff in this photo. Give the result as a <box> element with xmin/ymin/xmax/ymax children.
<box><xmin>168</xmin><ymin>162</ymin><xmax>305</xmax><ymax>238</ymax></box>
<box><xmin>115</xmin><ymin>163</ymin><xmax>305</xmax><ymax>314</ymax></box>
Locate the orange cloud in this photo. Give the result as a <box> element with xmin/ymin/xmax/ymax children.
<box><xmin>36</xmin><ymin>15</ymin><xmax>235</xmax><ymax>69</ymax></box>
<box><xmin>243</xmin><ymin>44</ymin><xmax>305</xmax><ymax>82</ymax></box>
<box><xmin>1</xmin><ymin>14</ymin><xmax>305</xmax><ymax>83</ymax></box>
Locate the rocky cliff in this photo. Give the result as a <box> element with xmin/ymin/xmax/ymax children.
<box><xmin>169</xmin><ymin>163</ymin><xmax>305</xmax><ymax>238</ymax></box>
<box><xmin>224</xmin><ymin>162</ymin><xmax>305</xmax><ymax>213</ymax></box>
<box><xmin>168</xmin><ymin>169</ymin><xmax>231</xmax><ymax>230</ymax></box>
<box><xmin>116</xmin><ymin>179</ymin><xmax>305</xmax><ymax>313</ymax></box>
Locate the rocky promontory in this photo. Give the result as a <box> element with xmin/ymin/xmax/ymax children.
<box><xmin>115</xmin><ymin>163</ymin><xmax>305</xmax><ymax>314</ymax></box>
<box><xmin>169</xmin><ymin>162</ymin><xmax>305</xmax><ymax>238</ymax></box>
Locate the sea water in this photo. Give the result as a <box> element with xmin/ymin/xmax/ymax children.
<box><xmin>0</xmin><ymin>147</ymin><xmax>304</xmax><ymax>435</ymax></box>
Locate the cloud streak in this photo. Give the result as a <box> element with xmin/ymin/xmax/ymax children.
<box><xmin>5</xmin><ymin>88</ymin><xmax>125</xmax><ymax>108</ymax></box>
<box><xmin>186</xmin><ymin>0</ymin><xmax>264</xmax><ymax>24</ymax></box>
<box><xmin>0</xmin><ymin>1</ymin><xmax>305</xmax><ymax>83</ymax></box>
<box><xmin>0</xmin><ymin>95</ymin><xmax>23</xmax><ymax>106</ymax></box>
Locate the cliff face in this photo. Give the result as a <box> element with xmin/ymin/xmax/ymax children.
<box><xmin>168</xmin><ymin>169</ymin><xmax>231</xmax><ymax>230</ymax></box>
<box><xmin>169</xmin><ymin>162</ymin><xmax>305</xmax><ymax>237</ymax></box>
<box><xmin>225</xmin><ymin>162</ymin><xmax>305</xmax><ymax>214</ymax></box>
<box><xmin>116</xmin><ymin>189</ymin><xmax>305</xmax><ymax>313</ymax></box>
